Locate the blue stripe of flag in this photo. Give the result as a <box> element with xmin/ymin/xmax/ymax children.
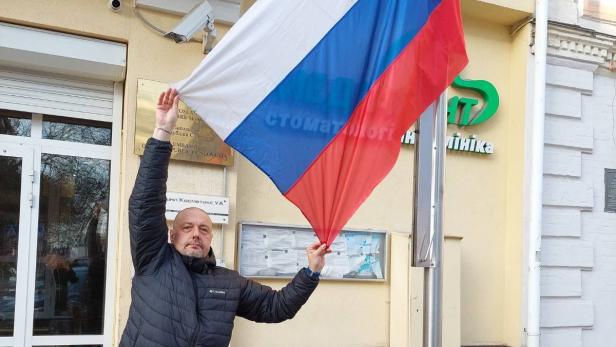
<box><xmin>226</xmin><ymin>0</ymin><xmax>442</xmax><ymax>193</ymax></box>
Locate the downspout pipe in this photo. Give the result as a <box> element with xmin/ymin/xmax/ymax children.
<box><xmin>527</xmin><ymin>0</ymin><xmax>548</xmax><ymax>346</ymax></box>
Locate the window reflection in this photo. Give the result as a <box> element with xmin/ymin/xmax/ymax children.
<box><xmin>0</xmin><ymin>110</ymin><xmax>31</xmax><ymax>137</ymax></box>
<box><xmin>0</xmin><ymin>156</ymin><xmax>22</xmax><ymax>336</ymax></box>
<box><xmin>34</xmin><ymin>154</ymin><xmax>110</xmax><ymax>335</ymax></box>
<box><xmin>43</xmin><ymin>116</ymin><xmax>111</xmax><ymax>146</ymax></box>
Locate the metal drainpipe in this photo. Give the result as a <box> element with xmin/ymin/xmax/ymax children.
<box><xmin>527</xmin><ymin>0</ymin><xmax>547</xmax><ymax>345</ymax></box>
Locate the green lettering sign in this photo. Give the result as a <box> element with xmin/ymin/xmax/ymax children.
<box><xmin>447</xmin><ymin>76</ymin><xmax>499</xmax><ymax>127</ymax></box>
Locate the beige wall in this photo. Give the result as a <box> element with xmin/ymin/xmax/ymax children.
<box><xmin>475</xmin><ymin>0</ymin><xmax>533</xmax><ymax>14</ymax></box>
<box><xmin>502</xmin><ymin>23</ymin><xmax>532</xmax><ymax>347</ymax></box>
<box><xmin>453</xmin><ymin>15</ymin><xmax>529</xmax><ymax>346</ymax></box>
<box><xmin>462</xmin><ymin>0</ymin><xmax>533</xmax><ymax>25</ymax></box>
<box><xmin>0</xmin><ymin>1</ymin><xmax>531</xmax><ymax>346</ymax></box>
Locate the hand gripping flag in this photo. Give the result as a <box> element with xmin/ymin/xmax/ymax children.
<box><xmin>173</xmin><ymin>0</ymin><xmax>468</xmax><ymax>246</ymax></box>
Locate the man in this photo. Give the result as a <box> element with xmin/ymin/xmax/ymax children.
<box><xmin>120</xmin><ymin>88</ymin><xmax>331</xmax><ymax>347</ymax></box>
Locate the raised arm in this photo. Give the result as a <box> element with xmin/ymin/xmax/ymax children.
<box><xmin>129</xmin><ymin>88</ymin><xmax>179</xmax><ymax>274</ymax></box>
<box><xmin>237</xmin><ymin>242</ymin><xmax>330</xmax><ymax>322</ymax></box>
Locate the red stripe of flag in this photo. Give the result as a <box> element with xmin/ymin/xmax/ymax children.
<box><xmin>285</xmin><ymin>0</ymin><xmax>468</xmax><ymax>245</ymax></box>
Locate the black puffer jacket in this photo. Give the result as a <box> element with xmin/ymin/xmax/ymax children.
<box><xmin>120</xmin><ymin>138</ymin><xmax>319</xmax><ymax>347</ymax></box>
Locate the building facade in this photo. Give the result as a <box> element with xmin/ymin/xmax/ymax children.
<box><xmin>0</xmin><ymin>0</ymin><xmax>535</xmax><ymax>346</ymax></box>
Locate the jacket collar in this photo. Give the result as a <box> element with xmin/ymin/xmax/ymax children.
<box><xmin>179</xmin><ymin>248</ymin><xmax>217</xmax><ymax>274</ymax></box>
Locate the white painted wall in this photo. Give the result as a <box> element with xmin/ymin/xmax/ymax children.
<box><xmin>541</xmin><ymin>61</ymin><xmax>592</xmax><ymax>347</ymax></box>
<box><xmin>542</xmin><ymin>45</ymin><xmax>616</xmax><ymax>347</ymax></box>
<box><xmin>580</xmin><ymin>73</ymin><xmax>616</xmax><ymax>346</ymax></box>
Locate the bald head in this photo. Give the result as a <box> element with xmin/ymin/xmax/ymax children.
<box><xmin>170</xmin><ymin>207</ymin><xmax>213</xmax><ymax>258</ymax></box>
<box><xmin>173</xmin><ymin>207</ymin><xmax>211</xmax><ymax>230</ymax></box>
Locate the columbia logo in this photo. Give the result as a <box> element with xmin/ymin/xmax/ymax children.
<box><xmin>209</xmin><ymin>289</ymin><xmax>226</xmax><ymax>295</ymax></box>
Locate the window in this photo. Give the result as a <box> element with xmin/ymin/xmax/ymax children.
<box><xmin>0</xmin><ymin>110</ymin><xmax>32</xmax><ymax>137</ymax></box>
<box><xmin>42</xmin><ymin>116</ymin><xmax>112</xmax><ymax>146</ymax></box>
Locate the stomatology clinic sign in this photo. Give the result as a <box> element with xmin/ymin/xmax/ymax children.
<box><xmin>402</xmin><ymin>75</ymin><xmax>499</xmax><ymax>155</ymax></box>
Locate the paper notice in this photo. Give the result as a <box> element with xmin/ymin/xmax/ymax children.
<box><xmin>322</xmin><ymin>251</ymin><xmax>350</xmax><ymax>278</ymax></box>
<box><xmin>241</xmin><ymin>229</ymin><xmax>266</xmax><ymax>249</ymax></box>
<box><xmin>267</xmin><ymin>250</ymin><xmax>298</xmax><ymax>274</ymax></box>
<box><xmin>294</xmin><ymin>230</ymin><xmax>319</xmax><ymax>249</ymax></box>
<box><xmin>330</xmin><ymin>237</ymin><xmax>347</xmax><ymax>252</ymax></box>
<box><xmin>345</xmin><ymin>233</ymin><xmax>370</xmax><ymax>256</ymax></box>
<box><xmin>240</xmin><ymin>248</ymin><xmax>268</xmax><ymax>276</ymax></box>
<box><xmin>265</xmin><ymin>230</ymin><xmax>295</xmax><ymax>249</ymax></box>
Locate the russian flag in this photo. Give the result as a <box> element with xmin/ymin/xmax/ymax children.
<box><xmin>174</xmin><ymin>0</ymin><xmax>468</xmax><ymax>245</ymax></box>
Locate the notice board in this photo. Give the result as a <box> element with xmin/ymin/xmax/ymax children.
<box><xmin>238</xmin><ymin>222</ymin><xmax>387</xmax><ymax>281</ymax></box>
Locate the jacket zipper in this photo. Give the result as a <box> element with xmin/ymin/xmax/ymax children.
<box><xmin>189</xmin><ymin>278</ymin><xmax>200</xmax><ymax>346</ymax></box>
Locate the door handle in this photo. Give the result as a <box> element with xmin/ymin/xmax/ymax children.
<box><xmin>27</xmin><ymin>169</ymin><xmax>35</xmax><ymax>183</ymax></box>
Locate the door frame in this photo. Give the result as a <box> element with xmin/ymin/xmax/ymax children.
<box><xmin>0</xmin><ymin>143</ymin><xmax>34</xmax><ymax>347</ymax></box>
<box><xmin>0</xmin><ymin>81</ymin><xmax>122</xmax><ymax>347</ymax></box>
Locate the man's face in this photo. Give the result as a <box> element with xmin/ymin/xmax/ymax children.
<box><xmin>171</xmin><ymin>208</ymin><xmax>213</xmax><ymax>258</ymax></box>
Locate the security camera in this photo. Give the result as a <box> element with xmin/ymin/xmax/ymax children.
<box><xmin>165</xmin><ymin>1</ymin><xmax>215</xmax><ymax>43</ymax></box>
<box><xmin>203</xmin><ymin>27</ymin><xmax>217</xmax><ymax>54</ymax></box>
<box><xmin>108</xmin><ymin>0</ymin><xmax>121</xmax><ymax>12</ymax></box>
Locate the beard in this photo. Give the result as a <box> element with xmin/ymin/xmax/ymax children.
<box><xmin>184</xmin><ymin>248</ymin><xmax>206</xmax><ymax>258</ymax></box>
<box><xmin>170</xmin><ymin>235</ymin><xmax>209</xmax><ymax>258</ymax></box>
<box><xmin>181</xmin><ymin>244</ymin><xmax>208</xmax><ymax>258</ymax></box>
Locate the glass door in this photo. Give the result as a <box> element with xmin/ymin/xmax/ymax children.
<box><xmin>31</xmin><ymin>154</ymin><xmax>110</xmax><ymax>338</ymax></box>
<box><xmin>1</xmin><ymin>111</ymin><xmax>113</xmax><ymax>347</ymax></box>
<box><xmin>25</xmin><ymin>115</ymin><xmax>112</xmax><ymax>347</ymax></box>
<box><xmin>0</xmin><ymin>144</ymin><xmax>34</xmax><ymax>347</ymax></box>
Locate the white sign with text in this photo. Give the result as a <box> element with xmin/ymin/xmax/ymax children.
<box><xmin>166</xmin><ymin>192</ymin><xmax>229</xmax><ymax>224</ymax></box>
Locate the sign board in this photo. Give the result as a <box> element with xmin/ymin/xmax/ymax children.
<box><xmin>400</xmin><ymin>75</ymin><xmax>498</xmax><ymax>156</ymax></box>
<box><xmin>166</xmin><ymin>192</ymin><xmax>229</xmax><ymax>224</ymax></box>
<box><xmin>238</xmin><ymin>221</ymin><xmax>387</xmax><ymax>281</ymax></box>
<box><xmin>606</xmin><ymin>169</ymin><xmax>616</xmax><ymax>213</ymax></box>
<box><xmin>135</xmin><ymin>79</ymin><xmax>233</xmax><ymax>166</ymax></box>
<box><xmin>401</xmin><ymin>130</ymin><xmax>494</xmax><ymax>154</ymax></box>
<box><xmin>448</xmin><ymin>76</ymin><xmax>499</xmax><ymax>127</ymax></box>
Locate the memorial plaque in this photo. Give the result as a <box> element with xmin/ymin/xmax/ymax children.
<box><xmin>606</xmin><ymin>169</ymin><xmax>616</xmax><ymax>213</ymax></box>
<box><xmin>135</xmin><ymin>79</ymin><xmax>233</xmax><ymax>166</ymax></box>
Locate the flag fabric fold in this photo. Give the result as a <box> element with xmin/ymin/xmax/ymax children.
<box><xmin>173</xmin><ymin>0</ymin><xmax>468</xmax><ymax>245</ymax></box>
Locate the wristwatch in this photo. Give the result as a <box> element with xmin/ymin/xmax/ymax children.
<box><xmin>304</xmin><ymin>267</ymin><xmax>321</xmax><ymax>279</ymax></box>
